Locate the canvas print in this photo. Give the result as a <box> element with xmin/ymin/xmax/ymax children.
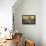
<box><xmin>22</xmin><ymin>15</ymin><xmax>36</xmax><ymax>24</ymax></box>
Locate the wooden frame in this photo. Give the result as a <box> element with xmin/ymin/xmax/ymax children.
<box><xmin>22</xmin><ymin>15</ymin><xmax>36</xmax><ymax>24</ymax></box>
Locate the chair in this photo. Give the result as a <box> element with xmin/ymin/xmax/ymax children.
<box><xmin>15</xmin><ymin>33</ymin><xmax>23</xmax><ymax>46</ymax></box>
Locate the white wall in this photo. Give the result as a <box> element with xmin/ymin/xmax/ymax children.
<box><xmin>41</xmin><ymin>0</ymin><xmax>46</xmax><ymax>46</ymax></box>
<box><xmin>13</xmin><ymin>0</ymin><xmax>46</xmax><ymax>46</ymax></box>
<box><xmin>0</xmin><ymin>0</ymin><xmax>16</xmax><ymax>29</ymax></box>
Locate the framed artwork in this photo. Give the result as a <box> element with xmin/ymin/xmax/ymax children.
<box><xmin>22</xmin><ymin>15</ymin><xmax>36</xmax><ymax>24</ymax></box>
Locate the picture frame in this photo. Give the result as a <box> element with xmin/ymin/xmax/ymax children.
<box><xmin>22</xmin><ymin>15</ymin><xmax>36</xmax><ymax>24</ymax></box>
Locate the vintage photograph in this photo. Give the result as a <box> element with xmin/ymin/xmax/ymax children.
<box><xmin>22</xmin><ymin>15</ymin><xmax>36</xmax><ymax>24</ymax></box>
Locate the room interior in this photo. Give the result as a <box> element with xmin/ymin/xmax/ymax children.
<box><xmin>0</xmin><ymin>0</ymin><xmax>46</xmax><ymax>46</ymax></box>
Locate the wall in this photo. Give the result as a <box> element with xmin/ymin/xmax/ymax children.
<box><xmin>0</xmin><ymin>0</ymin><xmax>16</xmax><ymax>29</ymax></box>
<box><xmin>13</xmin><ymin>0</ymin><xmax>41</xmax><ymax>46</ymax></box>
<box><xmin>41</xmin><ymin>0</ymin><xmax>46</xmax><ymax>46</ymax></box>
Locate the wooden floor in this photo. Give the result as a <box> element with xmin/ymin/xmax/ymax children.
<box><xmin>0</xmin><ymin>39</ymin><xmax>16</xmax><ymax>46</ymax></box>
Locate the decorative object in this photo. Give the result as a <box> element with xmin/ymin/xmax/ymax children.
<box><xmin>25</xmin><ymin>40</ymin><xmax>35</xmax><ymax>46</ymax></box>
<box><xmin>22</xmin><ymin>15</ymin><xmax>36</xmax><ymax>24</ymax></box>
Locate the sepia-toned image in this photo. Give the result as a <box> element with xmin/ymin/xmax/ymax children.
<box><xmin>22</xmin><ymin>15</ymin><xmax>36</xmax><ymax>24</ymax></box>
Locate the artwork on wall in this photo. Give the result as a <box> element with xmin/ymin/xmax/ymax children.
<box><xmin>22</xmin><ymin>15</ymin><xmax>36</xmax><ymax>24</ymax></box>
